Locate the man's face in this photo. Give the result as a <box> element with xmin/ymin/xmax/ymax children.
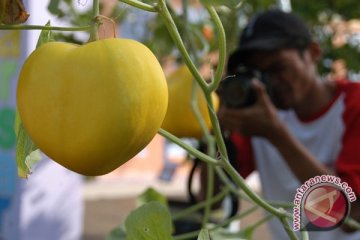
<box><xmin>247</xmin><ymin>48</ymin><xmax>317</xmax><ymax>110</ymax></box>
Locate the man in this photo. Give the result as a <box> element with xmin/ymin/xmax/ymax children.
<box><xmin>219</xmin><ymin>9</ymin><xmax>360</xmax><ymax>239</ymax></box>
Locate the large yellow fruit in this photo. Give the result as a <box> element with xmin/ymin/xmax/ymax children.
<box><xmin>17</xmin><ymin>38</ymin><xmax>168</xmax><ymax>176</ymax></box>
<box><xmin>161</xmin><ymin>65</ymin><xmax>219</xmax><ymax>139</ymax></box>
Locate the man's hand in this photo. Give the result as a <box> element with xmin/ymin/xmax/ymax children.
<box><xmin>218</xmin><ymin>79</ymin><xmax>283</xmax><ymax>140</ymax></box>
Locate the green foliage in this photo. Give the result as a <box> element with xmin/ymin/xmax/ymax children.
<box><xmin>136</xmin><ymin>187</ymin><xmax>169</xmax><ymax>208</ymax></box>
<box><xmin>106</xmin><ymin>226</ymin><xmax>127</xmax><ymax>240</ymax></box>
<box><xmin>289</xmin><ymin>0</ymin><xmax>360</xmax><ymax>73</ymax></box>
<box><xmin>125</xmin><ymin>201</ymin><xmax>174</xmax><ymax>240</ymax></box>
<box><xmin>36</xmin><ymin>21</ymin><xmax>55</xmax><ymax>47</ymax></box>
<box><xmin>15</xmin><ymin>22</ymin><xmax>55</xmax><ymax>178</ymax></box>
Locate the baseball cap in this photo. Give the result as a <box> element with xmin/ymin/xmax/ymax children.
<box><xmin>227</xmin><ymin>9</ymin><xmax>312</xmax><ymax>72</ymax></box>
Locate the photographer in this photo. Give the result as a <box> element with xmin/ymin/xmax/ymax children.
<box><xmin>219</xmin><ymin>9</ymin><xmax>360</xmax><ymax>239</ymax></box>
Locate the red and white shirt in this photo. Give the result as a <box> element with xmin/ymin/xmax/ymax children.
<box><xmin>231</xmin><ymin>80</ymin><xmax>360</xmax><ymax>240</ymax></box>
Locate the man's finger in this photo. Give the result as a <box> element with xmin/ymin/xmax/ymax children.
<box><xmin>252</xmin><ymin>79</ymin><xmax>271</xmax><ymax>104</ymax></box>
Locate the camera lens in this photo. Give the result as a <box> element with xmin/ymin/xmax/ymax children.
<box><xmin>220</xmin><ymin>74</ymin><xmax>256</xmax><ymax>108</ymax></box>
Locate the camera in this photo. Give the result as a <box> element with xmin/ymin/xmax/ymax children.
<box><xmin>218</xmin><ymin>68</ymin><xmax>271</xmax><ymax>108</ymax></box>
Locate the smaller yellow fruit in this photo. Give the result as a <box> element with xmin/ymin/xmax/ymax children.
<box><xmin>161</xmin><ymin>65</ymin><xmax>219</xmax><ymax>139</ymax></box>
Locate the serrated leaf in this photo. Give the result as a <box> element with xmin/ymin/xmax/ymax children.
<box><xmin>136</xmin><ymin>187</ymin><xmax>168</xmax><ymax>208</ymax></box>
<box><xmin>198</xmin><ymin>228</ymin><xmax>211</xmax><ymax>240</ymax></box>
<box><xmin>125</xmin><ymin>201</ymin><xmax>174</xmax><ymax>240</ymax></box>
<box><xmin>36</xmin><ymin>21</ymin><xmax>55</xmax><ymax>48</ymax></box>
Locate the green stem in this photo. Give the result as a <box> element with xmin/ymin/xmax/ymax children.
<box><xmin>156</xmin><ymin>0</ymin><xmax>208</xmax><ymax>91</ymax></box>
<box><xmin>120</xmin><ymin>0</ymin><xmax>157</xmax><ymax>12</ymax></box>
<box><xmin>206</xmin><ymin>6</ymin><xmax>226</xmax><ymax>92</ymax></box>
<box><xmin>174</xmin><ymin>205</ymin><xmax>260</xmax><ymax>240</ymax></box>
<box><xmin>204</xmin><ymin>92</ymin><xmax>229</xmax><ymax>161</ymax></box>
<box><xmin>345</xmin><ymin>217</ymin><xmax>360</xmax><ymax>230</ymax></box>
<box><xmin>173</xmin><ymin>230</ymin><xmax>200</xmax><ymax>240</ymax></box>
<box><xmin>172</xmin><ymin>187</ymin><xmax>229</xmax><ymax>221</ymax></box>
<box><xmin>189</xmin><ymin>83</ymin><xmax>216</xmax><ymax>226</ymax></box>
<box><xmin>301</xmin><ymin>230</ymin><xmax>309</xmax><ymax>240</ymax></box>
<box><xmin>239</xmin><ymin>214</ymin><xmax>273</xmax><ymax>236</ymax></box>
<box><xmin>190</xmin><ymin>78</ymin><xmax>213</xmax><ymax>145</ymax></box>
<box><xmin>212</xmin><ymin>205</ymin><xmax>259</xmax><ymax>231</ymax></box>
<box><xmin>221</xmin><ymin>159</ymin><xmax>292</xmax><ymax>219</ymax></box>
<box><xmin>89</xmin><ymin>0</ymin><xmax>100</xmax><ymax>42</ymax></box>
<box><xmin>158</xmin><ymin>128</ymin><xmax>218</xmax><ymax>165</ymax></box>
<box><xmin>203</xmin><ymin>163</ymin><xmax>214</xmax><ymax>227</ymax></box>
<box><xmin>280</xmin><ymin>215</ymin><xmax>299</xmax><ymax>240</ymax></box>
<box><xmin>0</xmin><ymin>25</ymin><xmax>91</xmax><ymax>31</ymax></box>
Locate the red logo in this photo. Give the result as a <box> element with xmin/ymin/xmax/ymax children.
<box><xmin>302</xmin><ymin>183</ymin><xmax>349</xmax><ymax>230</ymax></box>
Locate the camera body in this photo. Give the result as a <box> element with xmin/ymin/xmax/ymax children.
<box><xmin>219</xmin><ymin>68</ymin><xmax>271</xmax><ymax>108</ymax></box>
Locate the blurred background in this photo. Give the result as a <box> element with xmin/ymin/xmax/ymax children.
<box><xmin>1</xmin><ymin>0</ymin><xmax>360</xmax><ymax>239</ymax></box>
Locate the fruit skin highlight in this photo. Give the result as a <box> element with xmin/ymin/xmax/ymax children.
<box><xmin>17</xmin><ymin>38</ymin><xmax>168</xmax><ymax>176</ymax></box>
<box><xmin>161</xmin><ymin>65</ymin><xmax>219</xmax><ymax>139</ymax></box>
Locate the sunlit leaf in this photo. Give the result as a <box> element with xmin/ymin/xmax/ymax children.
<box><xmin>137</xmin><ymin>187</ymin><xmax>168</xmax><ymax>208</ymax></box>
<box><xmin>36</xmin><ymin>21</ymin><xmax>55</xmax><ymax>48</ymax></box>
<box><xmin>25</xmin><ymin>149</ymin><xmax>42</xmax><ymax>172</ymax></box>
<box><xmin>125</xmin><ymin>201</ymin><xmax>174</xmax><ymax>240</ymax></box>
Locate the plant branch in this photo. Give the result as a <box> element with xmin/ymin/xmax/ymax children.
<box><xmin>301</xmin><ymin>230</ymin><xmax>309</xmax><ymax>240</ymax></box>
<box><xmin>156</xmin><ymin>0</ymin><xmax>208</xmax><ymax>91</ymax></box>
<box><xmin>158</xmin><ymin>128</ymin><xmax>218</xmax><ymax>165</ymax></box>
<box><xmin>89</xmin><ymin>0</ymin><xmax>100</xmax><ymax>41</ymax></box>
<box><xmin>204</xmin><ymin>92</ymin><xmax>229</xmax><ymax>160</ymax></box>
<box><xmin>212</xmin><ymin>205</ymin><xmax>259</xmax><ymax>231</ymax></box>
<box><xmin>221</xmin><ymin>159</ymin><xmax>292</xmax><ymax>219</ymax></box>
<box><xmin>120</xmin><ymin>0</ymin><xmax>157</xmax><ymax>12</ymax></box>
<box><xmin>0</xmin><ymin>24</ymin><xmax>91</xmax><ymax>31</ymax></box>
<box><xmin>172</xmin><ymin>187</ymin><xmax>229</xmax><ymax>221</ymax></box>
<box><xmin>206</xmin><ymin>6</ymin><xmax>226</xmax><ymax>92</ymax></box>
<box><xmin>280</xmin><ymin>215</ymin><xmax>299</xmax><ymax>240</ymax></box>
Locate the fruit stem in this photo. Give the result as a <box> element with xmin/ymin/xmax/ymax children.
<box><xmin>158</xmin><ymin>128</ymin><xmax>219</xmax><ymax>166</ymax></box>
<box><xmin>89</xmin><ymin>0</ymin><xmax>100</xmax><ymax>42</ymax></box>
<box><xmin>119</xmin><ymin>0</ymin><xmax>157</xmax><ymax>12</ymax></box>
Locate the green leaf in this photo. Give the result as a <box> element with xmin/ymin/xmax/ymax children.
<box><xmin>15</xmin><ymin>22</ymin><xmax>55</xmax><ymax>178</ymax></box>
<box><xmin>15</xmin><ymin>111</ymin><xmax>38</xmax><ymax>178</ymax></box>
<box><xmin>198</xmin><ymin>228</ymin><xmax>211</xmax><ymax>240</ymax></box>
<box><xmin>25</xmin><ymin>149</ymin><xmax>42</xmax><ymax>171</ymax></box>
<box><xmin>106</xmin><ymin>225</ymin><xmax>127</xmax><ymax>240</ymax></box>
<box><xmin>125</xmin><ymin>201</ymin><xmax>174</xmax><ymax>240</ymax></box>
<box><xmin>136</xmin><ymin>187</ymin><xmax>168</xmax><ymax>208</ymax></box>
<box><xmin>47</xmin><ymin>0</ymin><xmax>65</xmax><ymax>17</ymax></box>
<box><xmin>36</xmin><ymin>21</ymin><xmax>55</xmax><ymax>48</ymax></box>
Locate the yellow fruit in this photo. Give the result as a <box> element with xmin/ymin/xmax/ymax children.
<box><xmin>17</xmin><ymin>38</ymin><xmax>168</xmax><ymax>176</ymax></box>
<box><xmin>161</xmin><ymin>65</ymin><xmax>219</xmax><ymax>139</ymax></box>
